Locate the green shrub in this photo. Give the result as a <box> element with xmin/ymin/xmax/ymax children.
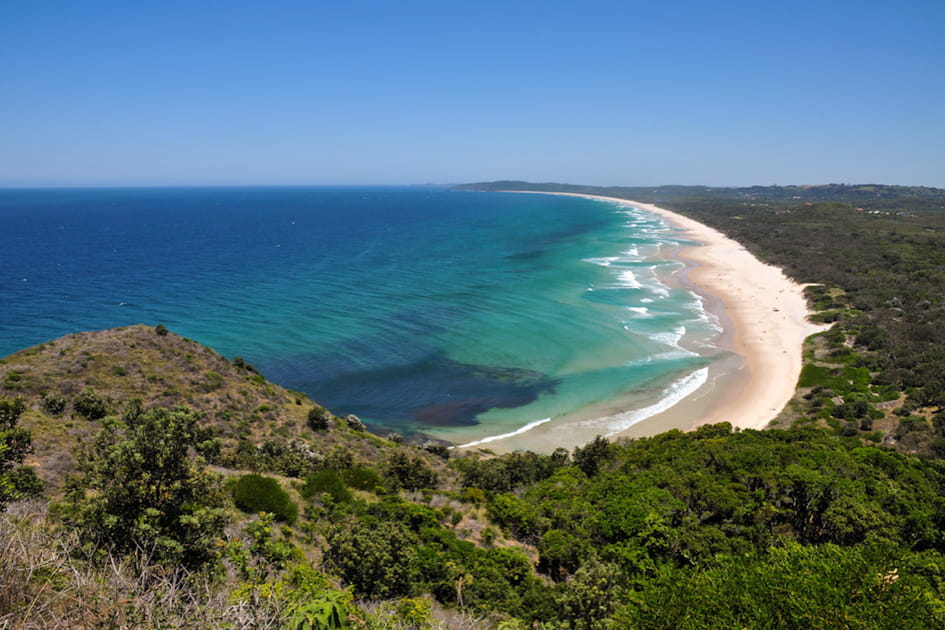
<box><xmin>202</xmin><ymin>371</ymin><xmax>223</xmax><ymax>393</ymax></box>
<box><xmin>387</xmin><ymin>452</ymin><xmax>437</xmax><ymax>491</ymax></box>
<box><xmin>424</xmin><ymin>442</ymin><xmax>450</xmax><ymax>459</ymax></box>
<box><xmin>40</xmin><ymin>392</ymin><xmax>67</xmax><ymax>415</ymax></box>
<box><xmin>301</xmin><ymin>470</ymin><xmax>352</xmax><ymax>504</ymax></box>
<box><xmin>154</xmin><ymin>323</ymin><xmax>169</xmax><ymax>336</ymax></box>
<box><xmin>233</xmin><ymin>473</ymin><xmax>298</xmax><ymax>524</ymax></box>
<box><xmin>325</xmin><ymin>520</ymin><xmax>414</xmax><ymax>598</ymax></box>
<box><xmin>1</xmin><ymin>396</ymin><xmax>31</xmax><ymax>510</ymax></box>
<box><xmin>798</xmin><ymin>365</ymin><xmax>832</xmax><ymax>388</ymax></box>
<box><xmin>233</xmin><ymin>356</ymin><xmax>258</xmax><ymax>373</ymax></box>
<box><xmin>8</xmin><ymin>465</ymin><xmax>44</xmax><ymax>498</ymax></box>
<box><xmin>0</xmin><ymin>396</ymin><xmax>27</xmax><ymax>425</ymax></box>
<box><xmin>573</xmin><ymin>435</ymin><xmax>611</xmax><ymax>477</ymax></box>
<box><xmin>248</xmin><ymin>373</ymin><xmax>266</xmax><ymax>386</ymax></box>
<box><xmin>895</xmin><ymin>416</ymin><xmax>930</xmax><ymax>440</ymax></box>
<box><xmin>342</xmin><ymin>466</ymin><xmax>381</xmax><ymax>491</ymax></box>
<box><xmin>307</xmin><ymin>405</ymin><xmax>332</xmax><ymax>431</ymax></box>
<box><xmin>3</xmin><ymin>371</ymin><xmax>23</xmax><ymax>389</ymax></box>
<box><xmin>59</xmin><ymin>406</ymin><xmax>227</xmax><ymax>568</ymax></box>
<box><xmin>325</xmin><ymin>449</ymin><xmax>353</xmax><ymax>471</ymax></box>
<box><xmin>73</xmin><ymin>388</ymin><xmax>108</xmax><ymax>420</ymax></box>
<box><xmin>287</xmin><ymin>593</ymin><xmax>349</xmax><ymax>630</ymax></box>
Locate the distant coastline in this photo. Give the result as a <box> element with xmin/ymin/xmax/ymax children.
<box><xmin>457</xmin><ymin>190</ymin><xmax>829</xmax><ymax>451</ymax></box>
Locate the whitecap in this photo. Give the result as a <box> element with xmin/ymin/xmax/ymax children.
<box><xmin>618</xmin><ymin>269</ymin><xmax>641</xmax><ymax>288</ymax></box>
<box><xmin>686</xmin><ymin>294</ymin><xmax>724</xmax><ymax>333</ymax></box>
<box><xmin>453</xmin><ymin>417</ymin><xmax>553</xmax><ymax>449</ymax></box>
<box><xmin>578</xmin><ymin>368</ymin><xmax>710</xmax><ymax>436</ymax></box>
<box><xmin>651</xmin><ymin>325</ymin><xmax>687</xmax><ymax>349</ymax></box>
<box><xmin>583</xmin><ymin>256</ymin><xmax>620</xmax><ymax>267</ymax></box>
<box><xmin>604</xmin><ymin>368</ymin><xmax>709</xmax><ymax>435</ymax></box>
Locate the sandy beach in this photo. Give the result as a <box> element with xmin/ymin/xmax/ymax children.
<box><xmin>457</xmin><ymin>191</ymin><xmax>829</xmax><ymax>452</ymax></box>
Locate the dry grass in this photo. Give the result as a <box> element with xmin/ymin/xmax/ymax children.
<box><xmin>0</xmin><ymin>501</ymin><xmax>287</xmax><ymax>629</ymax></box>
<box><xmin>0</xmin><ymin>501</ymin><xmax>496</xmax><ymax>630</ymax></box>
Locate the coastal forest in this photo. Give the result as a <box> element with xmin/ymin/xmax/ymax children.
<box><xmin>4</xmin><ymin>182</ymin><xmax>945</xmax><ymax>628</ymax></box>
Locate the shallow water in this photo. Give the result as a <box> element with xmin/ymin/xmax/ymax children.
<box><xmin>0</xmin><ymin>187</ymin><xmax>719</xmax><ymax>441</ymax></box>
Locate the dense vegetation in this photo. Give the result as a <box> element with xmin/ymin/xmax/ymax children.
<box><xmin>59</xmin><ymin>403</ymin><xmax>228</xmax><ymax>568</ymax></box>
<box><xmin>459</xmin><ymin>181</ymin><xmax>945</xmax><ymax>455</ymax></box>
<box><xmin>4</xmin><ymin>181</ymin><xmax>945</xmax><ymax>627</ymax></box>
<box><xmin>0</xmin><ymin>396</ymin><xmax>32</xmax><ymax>510</ymax></box>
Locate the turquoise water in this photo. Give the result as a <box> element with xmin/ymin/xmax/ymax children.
<box><xmin>0</xmin><ymin>187</ymin><xmax>718</xmax><ymax>442</ymax></box>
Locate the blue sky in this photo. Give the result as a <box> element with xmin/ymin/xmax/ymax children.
<box><xmin>2</xmin><ymin>0</ymin><xmax>943</xmax><ymax>187</ymax></box>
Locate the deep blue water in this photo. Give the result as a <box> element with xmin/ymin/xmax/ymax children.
<box><xmin>0</xmin><ymin>187</ymin><xmax>716</xmax><ymax>442</ymax></box>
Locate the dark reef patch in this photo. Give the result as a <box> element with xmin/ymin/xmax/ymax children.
<box><xmin>288</xmin><ymin>353</ymin><xmax>559</xmax><ymax>432</ymax></box>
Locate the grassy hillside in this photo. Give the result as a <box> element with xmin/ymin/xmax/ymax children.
<box><xmin>0</xmin><ymin>325</ymin><xmax>486</xmax><ymax>628</ymax></box>
<box><xmin>0</xmin><ymin>324</ymin><xmax>427</xmax><ymax>490</ymax></box>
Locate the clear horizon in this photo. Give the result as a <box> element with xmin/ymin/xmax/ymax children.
<box><xmin>3</xmin><ymin>1</ymin><xmax>943</xmax><ymax>188</ymax></box>
<box><xmin>2</xmin><ymin>180</ymin><xmax>943</xmax><ymax>191</ymax></box>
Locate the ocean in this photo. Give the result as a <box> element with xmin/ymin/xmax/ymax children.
<box><xmin>0</xmin><ymin>187</ymin><xmax>721</xmax><ymax>446</ymax></box>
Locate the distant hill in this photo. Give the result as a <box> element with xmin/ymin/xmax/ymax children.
<box><xmin>453</xmin><ymin>181</ymin><xmax>945</xmax><ymax>214</ymax></box>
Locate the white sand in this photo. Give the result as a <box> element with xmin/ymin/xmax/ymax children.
<box><xmin>542</xmin><ymin>192</ymin><xmax>829</xmax><ymax>433</ymax></box>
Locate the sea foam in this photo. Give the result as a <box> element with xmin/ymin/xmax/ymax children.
<box><xmin>617</xmin><ymin>269</ymin><xmax>642</xmax><ymax>289</ymax></box>
<box><xmin>454</xmin><ymin>417</ymin><xmax>553</xmax><ymax>449</ymax></box>
<box><xmin>578</xmin><ymin>367</ymin><xmax>710</xmax><ymax>436</ymax></box>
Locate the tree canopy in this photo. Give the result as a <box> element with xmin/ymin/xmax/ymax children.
<box><xmin>0</xmin><ymin>396</ymin><xmax>31</xmax><ymax>510</ymax></box>
<box><xmin>60</xmin><ymin>404</ymin><xmax>228</xmax><ymax>568</ymax></box>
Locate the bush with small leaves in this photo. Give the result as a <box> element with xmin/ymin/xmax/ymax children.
<box><xmin>342</xmin><ymin>466</ymin><xmax>381</xmax><ymax>491</ymax></box>
<box><xmin>8</xmin><ymin>465</ymin><xmax>44</xmax><ymax>498</ymax></box>
<box><xmin>233</xmin><ymin>473</ymin><xmax>298</xmax><ymax>524</ymax></box>
<box><xmin>345</xmin><ymin>414</ymin><xmax>365</xmax><ymax>432</ymax></box>
<box><xmin>154</xmin><ymin>323</ymin><xmax>169</xmax><ymax>336</ymax></box>
<box><xmin>325</xmin><ymin>519</ymin><xmax>415</xmax><ymax>598</ymax></box>
<box><xmin>0</xmin><ymin>396</ymin><xmax>26</xmax><ymax>429</ymax></box>
<box><xmin>232</xmin><ymin>356</ymin><xmax>258</xmax><ymax>373</ymax></box>
<box><xmin>573</xmin><ymin>435</ymin><xmax>611</xmax><ymax>477</ymax></box>
<box><xmin>1</xmin><ymin>396</ymin><xmax>32</xmax><ymax>510</ymax></box>
<box><xmin>538</xmin><ymin>529</ymin><xmax>584</xmax><ymax>581</ymax></box>
<box><xmin>40</xmin><ymin>392</ymin><xmax>67</xmax><ymax>415</ymax></box>
<box><xmin>325</xmin><ymin>449</ymin><xmax>353</xmax><ymax>471</ymax></box>
<box><xmin>59</xmin><ymin>405</ymin><xmax>228</xmax><ymax>568</ymax></box>
<box><xmin>301</xmin><ymin>470</ymin><xmax>352</xmax><ymax>505</ymax></box>
<box><xmin>307</xmin><ymin>405</ymin><xmax>332</xmax><ymax>431</ymax></box>
<box><xmin>423</xmin><ymin>442</ymin><xmax>450</xmax><ymax>460</ymax></box>
<box><xmin>387</xmin><ymin>452</ymin><xmax>437</xmax><ymax>491</ymax></box>
<box><xmin>72</xmin><ymin>388</ymin><xmax>108</xmax><ymax>420</ymax></box>
<box><xmin>3</xmin><ymin>371</ymin><xmax>23</xmax><ymax>389</ymax></box>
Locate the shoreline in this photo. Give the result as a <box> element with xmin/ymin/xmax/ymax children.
<box><xmin>456</xmin><ymin>191</ymin><xmax>829</xmax><ymax>451</ymax></box>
